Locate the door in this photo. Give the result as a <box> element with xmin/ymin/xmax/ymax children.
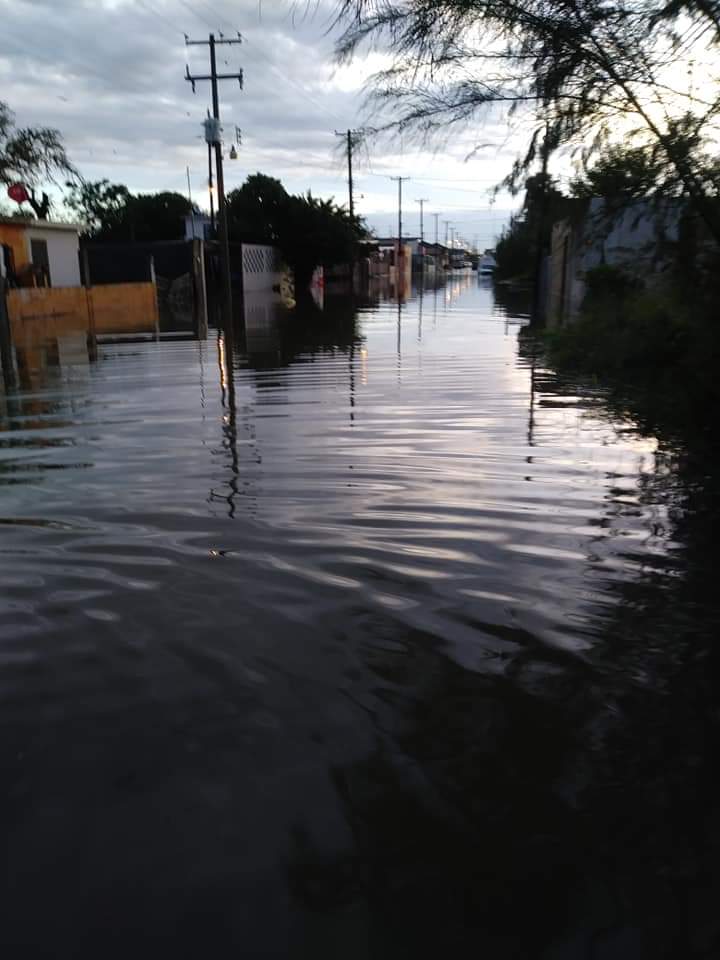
<box><xmin>30</xmin><ymin>238</ymin><xmax>51</xmax><ymax>286</ymax></box>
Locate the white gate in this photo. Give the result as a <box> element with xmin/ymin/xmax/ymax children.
<box><xmin>241</xmin><ymin>244</ymin><xmax>282</xmax><ymax>293</ymax></box>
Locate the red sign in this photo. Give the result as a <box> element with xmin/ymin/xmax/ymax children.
<box><xmin>7</xmin><ymin>182</ymin><xmax>29</xmax><ymax>204</ymax></box>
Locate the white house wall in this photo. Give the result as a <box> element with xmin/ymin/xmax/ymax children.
<box><xmin>26</xmin><ymin>227</ymin><xmax>81</xmax><ymax>287</ymax></box>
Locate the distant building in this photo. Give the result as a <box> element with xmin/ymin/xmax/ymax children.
<box><xmin>373</xmin><ymin>238</ymin><xmax>414</xmax><ymax>289</ymax></box>
<box><xmin>183</xmin><ymin>213</ymin><xmax>214</xmax><ymax>243</ymax></box>
<box><xmin>0</xmin><ymin>217</ymin><xmax>82</xmax><ymax>288</ymax></box>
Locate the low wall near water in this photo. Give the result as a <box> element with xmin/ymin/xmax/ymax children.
<box><xmin>7</xmin><ymin>282</ymin><xmax>159</xmax><ymax>342</ymax></box>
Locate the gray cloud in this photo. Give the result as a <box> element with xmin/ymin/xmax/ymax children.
<box><xmin>0</xmin><ymin>0</ymin><xmax>518</xmax><ymax>242</ymax></box>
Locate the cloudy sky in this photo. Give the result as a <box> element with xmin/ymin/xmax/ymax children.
<box><xmin>0</xmin><ymin>0</ymin><xmax>527</xmax><ymax>247</ymax></box>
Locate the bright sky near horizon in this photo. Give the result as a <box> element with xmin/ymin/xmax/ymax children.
<box><xmin>0</xmin><ymin>0</ymin><xmax>524</xmax><ymax>247</ymax></box>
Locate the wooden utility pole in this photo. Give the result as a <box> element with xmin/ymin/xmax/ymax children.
<box><xmin>207</xmin><ymin>141</ymin><xmax>215</xmax><ymax>231</ymax></box>
<box><xmin>415</xmin><ymin>198</ymin><xmax>429</xmax><ymax>242</ymax></box>
<box><xmin>390</xmin><ymin>176</ymin><xmax>410</xmax><ymax>293</ymax></box>
<box><xmin>432</xmin><ymin>212</ymin><xmax>440</xmax><ymax>245</ymax></box>
<box><xmin>335</xmin><ymin>129</ymin><xmax>361</xmax><ymax>218</ymax></box>
<box><xmin>390</xmin><ymin>177</ymin><xmax>410</xmax><ymax>242</ymax></box>
<box><xmin>185</xmin><ymin>33</ymin><xmax>243</xmax><ymax>328</ymax></box>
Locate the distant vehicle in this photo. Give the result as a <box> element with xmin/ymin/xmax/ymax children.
<box><xmin>449</xmin><ymin>251</ymin><xmax>471</xmax><ymax>271</ymax></box>
<box><xmin>479</xmin><ymin>251</ymin><xmax>497</xmax><ymax>276</ymax></box>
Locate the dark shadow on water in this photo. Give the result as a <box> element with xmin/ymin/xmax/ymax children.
<box><xmin>285</xmin><ymin>354</ymin><xmax>720</xmax><ymax>959</ymax></box>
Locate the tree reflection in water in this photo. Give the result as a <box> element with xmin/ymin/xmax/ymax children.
<box><xmin>286</xmin><ymin>350</ymin><xmax>720</xmax><ymax>959</ymax></box>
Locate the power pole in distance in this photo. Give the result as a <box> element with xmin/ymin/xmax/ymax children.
<box><xmin>432</xmin><ymin>212</ymin><xmax>440</xmax><ymax>245</ymax></box>
<box><xmin>185</xmin><ymin>33</ymin><xmax>243</xmax><ymax>327</ymax></box>
<box><xmin>335</xmin><ymin>129</ymin><xmax>362</xmax><ymax>218</ymax></box>
<box><xmin>443</xmin><ymin>220</ymin><xmax>451</xmax><ymax>247</ymax></box>
<box><xmin>390</xmin><ymin>176</ymin><xmax>410</xmax><ymax>294</ymax></box>
<box><xmin>415</xmin><ymin>198</ymin><xmax>429</xmax><ymax>243</ymax></box>
<box><xmin>390</xmin><ymin>176</ymin><xmax>410</xmax><ymax>242</ymax></box>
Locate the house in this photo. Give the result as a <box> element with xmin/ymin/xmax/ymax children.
<box><xmin>183</xmin><ymin>213</ymin><xmax>214</xmax><ymax>243</ymax></box>
<box><xmin>1</xmin><ymin>217</ymin><xmax>163</xmax><ymax>352</ymax></box>
<box><xmin>373</xmin><ymin>237</ymin><xmax>413</xmax><ymax>290</ymax></box>
<box><xmin>0</xmin><ymin>217</ymin><xmax>82</xmax><ymax>288</ymax></box>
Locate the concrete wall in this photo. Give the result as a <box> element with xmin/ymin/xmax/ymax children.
<box><xmin>7</xmin><ymin>282</ymin><xmax>159</xmax><ymax>342</ymax></box>
<box><xmin>89</xmin><ymin>283</ymin><xmax>159</xmax><ymax>334</ymax></box>
<box><xmin>25</xmin><ymin>226</ymin><xmax>81</xmax><ymax>287</ymax></box>
<box><xmin>547</xmin><ymin>199</ymin><xmax>687</xmax><ymax>325</ymax></box>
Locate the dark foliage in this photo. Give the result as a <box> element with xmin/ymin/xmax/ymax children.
<box><xmin>0</xmin><ymin>101</ymin><xmax>79</xmax><ymax>220</ymax></box>
<box><xmin>227</xmin><ymin>173</ymin><xmax>368</xmax><ymax>290</ymax></box>
<box><xmin>333</xmin><ymin>0</ymin><xmax>720</xmax><ymax>242</ymax></box>
<box><xmin>65</xmin><ymin>180</ymin><xmax>192</xmax><ymax>242</ymax></box>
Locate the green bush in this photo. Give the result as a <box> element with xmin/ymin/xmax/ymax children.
<box><xmin>544</xmin><ymin>273</ymin><xmax>720</xmax><ymax>429</ymax></box>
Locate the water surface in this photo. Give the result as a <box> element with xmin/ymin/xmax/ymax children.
<box><xmin>1</xmin><ymin>278</ymin><xmax>718</xmax><ymax>957</ymax></box>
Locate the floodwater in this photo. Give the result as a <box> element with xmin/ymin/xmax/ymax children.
<box><xmin>1</xmin><ymin>277</ymin><xmax>718</xmax><ymax>958</ymax></box>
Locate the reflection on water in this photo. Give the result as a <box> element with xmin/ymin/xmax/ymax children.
<box><xmin>1</xmin><ymin>277</ymin><xmax>718</xmax><ymax>957</ymax></box>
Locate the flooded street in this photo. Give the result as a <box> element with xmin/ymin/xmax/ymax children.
<box><xmin>1</xmin><ymin>277</ymin><xmax>718</xmax><ymax>957</ymax></box>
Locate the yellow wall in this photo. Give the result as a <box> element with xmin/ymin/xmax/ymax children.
<box><xmin>0</xmin><ymin>222</ymin><xmax>29</xmax><ymax>271</ymax></box>
<box><xmin>89</xmin><ymin>283</ymin><xmax>159</xmax><ymax>334</ymax></box>
<box><xmin>7</xmin><ymin>282</ymin><xmax>159</xmax><ymax>341</ymax></box>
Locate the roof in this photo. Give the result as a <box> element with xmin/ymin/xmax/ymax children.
<box><xmin>0</xmin><ymin>216</ymin><xmax>82</xmax><ymax>233</ymax></box>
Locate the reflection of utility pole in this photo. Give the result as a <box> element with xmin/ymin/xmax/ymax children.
<box><xmin>185</xmin><ymin>33</ymin><xmax>243</xmax><ymax>327</ymax></box>
<box><xmin>417</xmin><ymin>283</ymin><xmax>424</xmax><ymax>341</ymax></box>
<box><xmin>215</xmin><ymin>330</ymin><xmax>239</xmax><ymax>518</ymax></box>
<box><xmin>335</xmin><ymin>129</ymin><xmax>361</xmax><ymax>218</ymax></box>
<box><xmin>416</xmin><ymin>198</ymin><xmax>428</xmax><ymax>280</ymax></box>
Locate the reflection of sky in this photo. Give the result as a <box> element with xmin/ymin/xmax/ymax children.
<box><xmin>0</xmin><ymin>278</ymin><xmax>672</xmax><ymax>674</ymax></box>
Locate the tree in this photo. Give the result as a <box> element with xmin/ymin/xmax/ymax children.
<box><xmin>571</xmin><ymin>118</ymin><xmax>720</xmax><ymax>202</ymax></box>
<box><xmin>65</xmin><ymin>179</ymin><xmax>132</xmax><ymax>237</ymax></box>
<box><xmin>0</xmin><ymin>101</ymin><xmax>79</xmax><ymax>219</ymax></box>
<box><xmin>333</xmin><ymin>0</ymin><xmax>720</xmax><ymax>242</ymax></box>
<box><xmin>227</xmin><ymin>173</ymin><xmax>367</xmax><ymax>290</ymax></box>
<box><xmin>65</xmin><ymin>181</ymin><xmax>191</xmax><ymax>242</ymax></box>
<box><xmin>227</xmin><ymin>173</ymin><xmax>290</xmax><ymax>244</ymax></box>
<box><xmin>283</xmin><ymin>192</ymin><xmax>365</xmax><ymax>290</ymax></box>
<box><xmin>570</xmin><ymin>145</ymin><xmax>666</xmax><ymax>201</ymax></box>
<box><xmin>126</xmin><ymin>192</ymin><xmax>192</xmax><ymax>242</ymax></box>
<box><xmin>495</xmin><ymin>173</ymin><xmax>573</xmax><ymax>279</ymax></box>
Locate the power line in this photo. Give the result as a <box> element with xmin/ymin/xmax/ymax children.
<box><xmin>241</xmin><ymin>33</ymin><xmax>346</xmax><ymax>127</ymax></box>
